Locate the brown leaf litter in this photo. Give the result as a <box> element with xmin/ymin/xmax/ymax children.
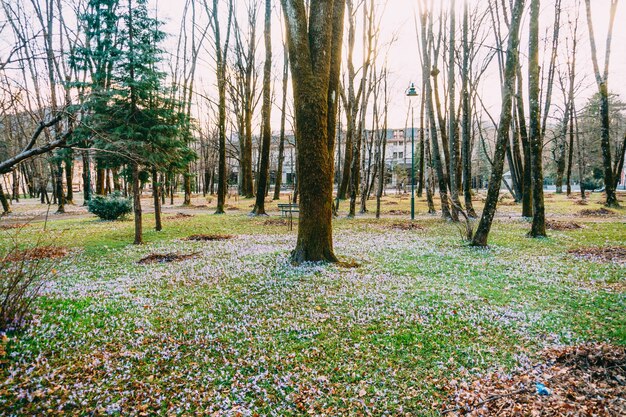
<box><xmin>0</xmin><ymin>223</ymin><xmax>27</xmax><ymax>230</ymax></box>
<box><xmin>568</xmin><ymin>246</ymin><xmax>626</xmax><ymax>264</ymax></box>
<box><xmin>169</xmin><ymin>212</ymin><xmax>195</xmax><ymax>219</ymax></box>
<box><xmin>390</xmin><ymin>222</ymin><xmax>425</xmax><ymax>231</ymax></box>
<box><xmin>137</xmin><ymin>252</ymin><xmax>199</xmax><ymax>264</ymax></box>
<box><xmin>578</xmin><ymin>208</ymin><xmax>616</xmax><ymax>217</ymax></box>
<box><xmin>388</xmin><ymin>209</ymin><xmax>411</xmax><ymax>215</ymax></box>
<box><xmin>545</xmin><ymin>220</ymin><xmax>584</xmax><ymax>231</ymax></box>
<box><xmin>442</xmin><ymin>343</ymin><xmax>626</xmax><ymax>416</ymax></box>
<box><xmin>4</xmin><ymin>246</ymin><xmax>69</xmax><ymax>262</ymax></box>
<box><xmin>183</xmin><ymin>234</ymin><xmax>234</xmax><ymax>242</ymax></box>
<box><xmin>263</xmin><ymin>218</ymin><xmax>290</xmax><ymax>226</ymax></box>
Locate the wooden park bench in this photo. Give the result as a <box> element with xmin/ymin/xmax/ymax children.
<box><xmin>278</xmin><ymin>203</ymin><xmax>299</xmax><ymax>217</ymax></box>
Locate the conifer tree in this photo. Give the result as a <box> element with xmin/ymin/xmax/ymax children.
<box><xmin>79</xmin><ymin>0</ymin><xmax>194</xmax><ymax>243</ymax></box>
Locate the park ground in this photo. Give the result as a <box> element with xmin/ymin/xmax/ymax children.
<box><xmin>0</xmin><ymin>191</ymin><xmax>625</xmax><ymax>416</ymax></box>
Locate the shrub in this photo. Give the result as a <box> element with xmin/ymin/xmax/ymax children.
<box><xmin>1</xmin><ymin>236</ymin><xmax>60</xmax><ymax>332</ymax></box>
<box><xmin>88</xmin><ymin>192</ymin><xmax>132</xmax><ymax>220</ymax></box>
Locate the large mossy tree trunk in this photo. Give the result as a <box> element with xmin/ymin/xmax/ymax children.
<box><xmin>471</xmin><ymin>0</ymin><xmax>525</xmax><ymax>247</ymax></box>
<box><xmin>281</xmin><ymin>0</ymin><xmax>345</xmax><ymax>263</ymax></box>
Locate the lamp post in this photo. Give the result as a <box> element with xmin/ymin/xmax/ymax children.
<box><xmin>406</xmin><ymin>82</ymin><xmax>418</xmax><ymax>220</ymax></box>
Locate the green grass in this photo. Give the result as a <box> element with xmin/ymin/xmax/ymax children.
<box><xmin>0</xmin><ymin>194</ymin><xmax>624</xmax><ymax>415</ymax></box>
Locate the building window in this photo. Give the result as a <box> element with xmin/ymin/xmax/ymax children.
<box><xmin>399</xmin><ymin>152</ymin><xmax>403</xmax><ymax>159</ymax></box>
<box><xmin>393</xmin><ymin>152</ymin><xmax>398</xmax><ymax>159</ymax></box>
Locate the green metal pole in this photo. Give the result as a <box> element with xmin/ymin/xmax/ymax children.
<box><xmin>411</xmin><ymin>106</ymin><xmax>415</xmax><ymax>220</ymax></box>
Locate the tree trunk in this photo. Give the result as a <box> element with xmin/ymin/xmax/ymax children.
<box><xmin>574</xmin><ymin>105</ymin><xmax>586</xmax><ymax>200</ymax></box>
<box><xmin>432</xmin><ymin>69</ymin><xmax>451</xmax><ymax>191</ymax></box>
<box><xmin>424</xmin><ymin>120</ymin><xmax>437</xmax><ymax>214</ymax></box>
<box><xmin>0</xmin><ymin>183</ymin><xmax>10</xmax><ymax>215</ymax></box>
<box><xmin>183</xmin><ymin>166</ymin><xmax>192</xmax><ymax>205</ymax></box>
<box><xmin>96</xmin><ymin>163</ymin><xmax>105</xmax><ymax>195</ymax></box>
<box><xmin>274</xmin><ymin>47</ymin><xmax>289</xmax><ymax>201</ymax></box>
<box><xmin>253</xmin><ymin>0</ymin><xmax>272</xmax><ymax>216</ymax></box>
<box><xmin>584</xmin><ymin>0</ymin><xmax>619</xmax><ymax>207</ymax></box>
<box><xmin>11</xmin><ymin>169</ymin><xmax>19</xmax><ymax>202</ymax></box>
<box><xmin>528</xmin><ymin>0</ymin><xmax>547</xmax><ymax>238</ymax></box>
<box><xmin>418</xmin><ymin>7</ymin><xmax>450</xmax><ymax>219</ymax></box>
<box><xmin>516</xmin><ymin>71</ymin><xmax>533</xmax><ymax>217</ymax></box>
<box><xmin>417</xmin><ymin>91</ymin><xmax>425</xmax><ymax>198</ymax></box>
<box><xmin>55</xmin><ymin>159</ymin><xmax>65</xmax><ymax>213</ymax></box>
<box><xmin>82</xmin><ymin>150</ymin><xmax>91</xmax><ymax>204</ymax></box>
<box><xmin>132</xmin><ymin>162</ymin><xmax>142</xmax><ymax>244</ymax></box>
<box><xmin>243</xmin><ymin>111</ymin><xmax>254</xmax><ymax>197</ymax></box>
<box><xmin>281</xmin><ymin>0</ymin><xmax>345</xmax><ymax>263</ymax></box>
<box><xmin>376</xmin><ymin>71</ymin><xmax>389</xmax><ymax>219</ymax></box>
<box><xmin>472</xmin><ymin>0</ymin><xmax>524</xmax><ymax>247</ymax></box>
<box><xmin>448</xmin><ymin>0</ymin><xmax>461</xmax><ymax>222</ymax></box>
<box><xmin>566</xmin><ymin>103</ymin><xmax>575</xmax><ymax>196</ymax></box>
<box><xmin>65</xmin><ymin>152</ymin><xmax>74</xmax><ymax>204</ymax></box>
<box><xmin>152</xmin><ymin>168</ymin><xmax>162</xmax><ymax>232</ymax></box>
<box><xmin>461</xmin><ymin>1</ymin><xmax>476</xmax><ymax>218</ymax></box>
<box><xmin>338</xmin><ymin>128</ymin><xmax>352</xmax><ymax>200</ymax></box>
<box><xmin>112</xmin><ymin>168</ymin><xmax>121</xmax><ymax>192</ymax></box>
<box><xmin>213</xmin><ymin>0</ymin><xmax>232</xmax><ymax>214</ymax></box>
<box><xmin>613</xmin><ymin>133</ymin><xmax>626</xmax><ymax>190</ymax></box>
<box><xmin>554</xmin><ymin>139</ymin><xmax>566</xmax><ymax>194</ymax></box>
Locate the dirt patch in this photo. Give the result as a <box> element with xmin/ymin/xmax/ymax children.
<box><xmin>388</xmin><ymin>209</ymin><xmax>410</xmax><ymax>215</ymax></box>
<box><xmin>4</xmin><ymin>246</ymin><xmax>68</xmax><ymax>262</ymax></box>
<box><xmin>390</xmin><ymin>222</ymin><xmax>425</xmax><ymax>231</ymax></box>
<box><xmin>385</xmin><ymin>201</ymin><xmax>399</xmax><ymax>206</ymax></box>
<box><xmin>337</xmin><ymin>260</ymin><xmax>361</xmax><ymax>268</ymax></box>
<box><xmin>498</xmin><ymin>200</ymin><xmax>518</xmax><ymax>206</ymax></box>
<box><xmin>169</xmin><ymin>212</ymin><xmax>195</xmax><ymax>219</ymax></box>
<box><xmin>568</xmin><ymin>246</ymin><xmax>626</xmax><ymax>264</ymax></box>
<box><xmin>0</xmin><ymin>223</ymin><xmax>27</xmax><ymax>230</ymax></box>
<box><xmin>183</xmin><ymin>234</ymin><xmax>233</xmax><ymax>242</ymax></box>
<box><xmin>442</xmin><ymin>343</ymin><xmax>626</xmax><ymax>416</ymax></box>
<box><xmin>137</xmin><ymin>252</ymin><xmax>199</xmax><ymax>264</ymax></box>
<box><xmin>226</xmin><ymin>205</ymin><xmax>240</xmax><ymax>211</ymax></box>
<box><xmin>263</xmin><ymin>218</ymin><xmax>289</xmax><ymax>226</ymax></box>
<box><xmin>578</xmin><ymin>208</ymin><xmax>616</xmax><ymax>217</ymax></box>
<box><xmin>574</xmin><ymin>199</ymin><xmax>589</xmax><ymax>205</ymax></box>
<box><xmin>545</xmin><ymin>220</ymin><xmax>584</xmax><ymax>231</ymax></box>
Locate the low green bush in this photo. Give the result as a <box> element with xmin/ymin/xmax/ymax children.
<box><xmin>87</xmin><ymin>192</ymin><xmax>132</xmax><ymax>220</ymax></box>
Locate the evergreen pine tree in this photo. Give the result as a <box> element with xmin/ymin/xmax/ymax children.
<box><xmin>78</xmin><ymin>0</ymin><xmax>195</xmax><ymax>243</ymax></box>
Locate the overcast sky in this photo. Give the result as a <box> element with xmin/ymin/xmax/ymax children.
<box><xmin>156</xmin><ymin>0</ymin><xmax>625</xmax><ymax>130</ymax></box>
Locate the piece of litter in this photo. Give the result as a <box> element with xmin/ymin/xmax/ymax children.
<box><xmin>536</xmin><ymin>382</ymin><xmax>551</xmax><ymax>396</ymax></box>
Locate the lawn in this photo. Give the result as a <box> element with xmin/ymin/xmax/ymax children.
<box><xmin>0</xmin><ymin>192</ymin><xmax>625</xmax><ymax>416</ymax></box>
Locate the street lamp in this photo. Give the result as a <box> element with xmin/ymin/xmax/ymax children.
<box><xmin>406</xmin><ymin>82</ymin><xmax>418</xmax><ymax>220</ymax></box>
